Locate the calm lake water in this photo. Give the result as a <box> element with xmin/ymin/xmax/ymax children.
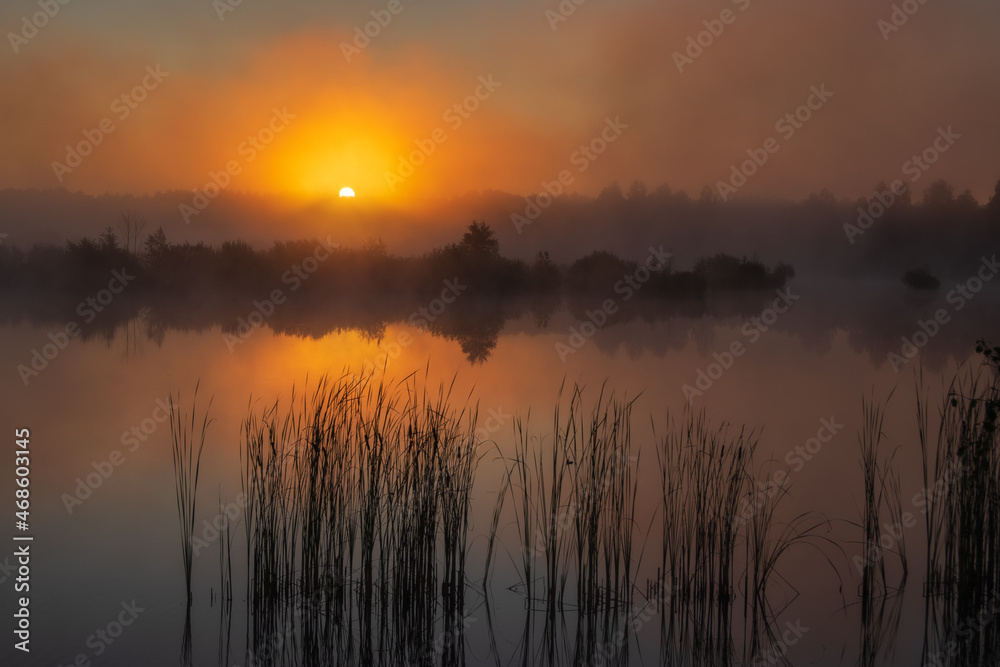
<box><xmin>2</xmin><ymin>276</ymin><xmax>998</xmax><ymax>666</ymax></box>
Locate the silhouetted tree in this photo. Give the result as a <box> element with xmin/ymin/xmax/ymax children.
<box><xmin>460</xmin><ymin>221</ymin><xmax>499</xmax><ymax>257</ymax></box>
<box><xmin>808</xmin><ymin>189</ymin><xmax>837</xmax><ymax>207</ymax></box>
<box><xmin>118</xmin><ymin>211</ymin><xmax>146</xmax><ymax>256</ymax></box>
<box><xmin>144</xmin><ymin>227</ymin><xmax>169</xmax><ymax>264</ymax></box>
<box><xmin>923</xmin><ymin>180</ymin><xmax>955</xmax><ymax>209</ymax></box>
<box><xmin>699</xmin><ymin>185</ymin><xmax>721</xmax><ymax>205</ymax></box>
<box><xmin>530</xmin><ymin>250</ymin><xmax>560</xmax><ymax>291</ymax></box>
<box><xmin>773</xmin><ymin>262</ymin><xmax>796</xmax><ymax>285</ymax></box>
<box><xmin>896</xmin><ymin>182</ymin><xmax>913</xmax><ymax>207</ymax></box>
<box><xmin>956</xmin><ymin>189</ymin><xmax>979</xmax><ymax>212</ymax></box>
<box><xmin>361</xmin><ymin>236</ymin><xmax>388</xmax><ymax>257</ymax></box>
<box><xmin>627</xmin><ymin>180</ymin><xmax>648</xmax><ymax>201</ymax></box>
<box><xmin>652</xmin><ymin>183</ymin><xmax>673</xmax><ymax>200</ymax></box>
<box><xmin>988</xmin><ymin>180</ymin><xmax>1000</xmax><ymax>220</ymax></box>
<box><xmin>457</xmin><ymin>324</ymin><xmax>501</xmax><ymax>365</ymax></box>
<box><xmin>597</xmin><ymin>181</ymin><xmax>624</xmax><ymax>202</ymax></box>
<box><xmin>98</xmin><ymin>226</ymin><xmax>120</xmax><ymax>253</ymax></box>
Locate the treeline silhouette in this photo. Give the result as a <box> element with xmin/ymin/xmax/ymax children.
<box><xmin>506</xmin><ymin>178</ymin><xmax>1000</xmax><ymax>280</ymax></box>
<box><xmin>0</xmin><ymin>220</ymin><xmax>793</xmax><ymax>299</ymax></box>
<box><xmin>5</xmin><ymin>177</ymin><xmax>995</xmax><ymax>282</ymax></box>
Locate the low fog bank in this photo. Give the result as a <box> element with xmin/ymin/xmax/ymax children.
<box><xmin>2</xmin><ymin>179</ymin><xmax>998</xmax><ymax>281</ymax></box>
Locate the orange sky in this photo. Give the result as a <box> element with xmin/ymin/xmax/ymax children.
<box><xmin>2</xmin><ymin>0</ymin><xmax>999</xmax><ymax>204</ymax></box>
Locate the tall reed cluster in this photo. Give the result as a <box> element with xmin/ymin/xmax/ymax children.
<box><xmin>917</xmin><ymin>344</ymin><xmax>1000</xmax><ymax>664</ymax></box>
<box><xmin>241</xmin><ymin>372</ymin><xmax>480</xmax><ymax>664</ymax></box>
<box><xmin>487</xmin><ymin>383</ymin><xmax>639</xmax><ymax>615</ymax></box>
<box><xmin>658</xmin><ymin>410</ymin><xmax>836</xmax><ymax>664</ymax></box>
<box><xmin>657</xmin><ymin>410</ymin><xmax>754</xmax><ymax>651</ymax></box>
<box><xmin>857</xmin><ymin>390</ymin><xmax>907</xmax><ymax>599</ymax></box>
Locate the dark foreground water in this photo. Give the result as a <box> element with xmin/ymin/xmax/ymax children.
<box><xmin>1</xmin><ymin>276</ymin><xmax>998</xmax><ymax>667</ymax></box>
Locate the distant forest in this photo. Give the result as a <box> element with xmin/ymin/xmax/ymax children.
<box><xmin>1</xmin><ymin>214</ymin><xmax>995</xmax><ymax>367</ymax></box>
<box><xmin>0</xmin><ymin>219</ymin><xmax>794</xmax><ymax>299</ymax></box>
<box><xmin>1</xmin><ymin>178</ymin><xmax>998</xmax><ymax>282</ymax></box>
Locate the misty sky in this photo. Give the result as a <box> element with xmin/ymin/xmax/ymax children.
<box><xmin>3</xmin><ymin>0</ymin><xmax>999</xmax><ymax>203</ymax></box>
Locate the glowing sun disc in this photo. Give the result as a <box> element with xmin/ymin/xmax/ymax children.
<box><xmin>339</xmin><ymin>187</ymin><xmax>355</xmax><ymax>198</ymax></box>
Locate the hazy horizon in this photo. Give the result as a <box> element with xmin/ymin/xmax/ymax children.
<box><xmin>3</xmin><ymin>0</ymin><xmax>1000</xmax><ymax>204</ymax></box>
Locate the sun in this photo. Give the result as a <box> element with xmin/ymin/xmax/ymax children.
<box><xmin>339</xmin><ymin>187</ymin><xmax>355</xmax><ymax>198</ymax></box>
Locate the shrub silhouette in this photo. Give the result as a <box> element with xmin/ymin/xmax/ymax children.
<box><xmin>693</xmin><ymin>253</ymin><xmax>790</xmax><ymax>290</ymax></box>
<box><xmin>567</xmin><ymin>251</ymin><xmax>638</xmax><ymax>293</ymax></box>
<box><xmin>902</xmin><ymin>267</ymin><xmax>941</xmax><ymax>290</ymax></box>
<box><xmin>0</xmin><ymin>219</ymin><xmax>794</xmax><ymax>301</ymax></box>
